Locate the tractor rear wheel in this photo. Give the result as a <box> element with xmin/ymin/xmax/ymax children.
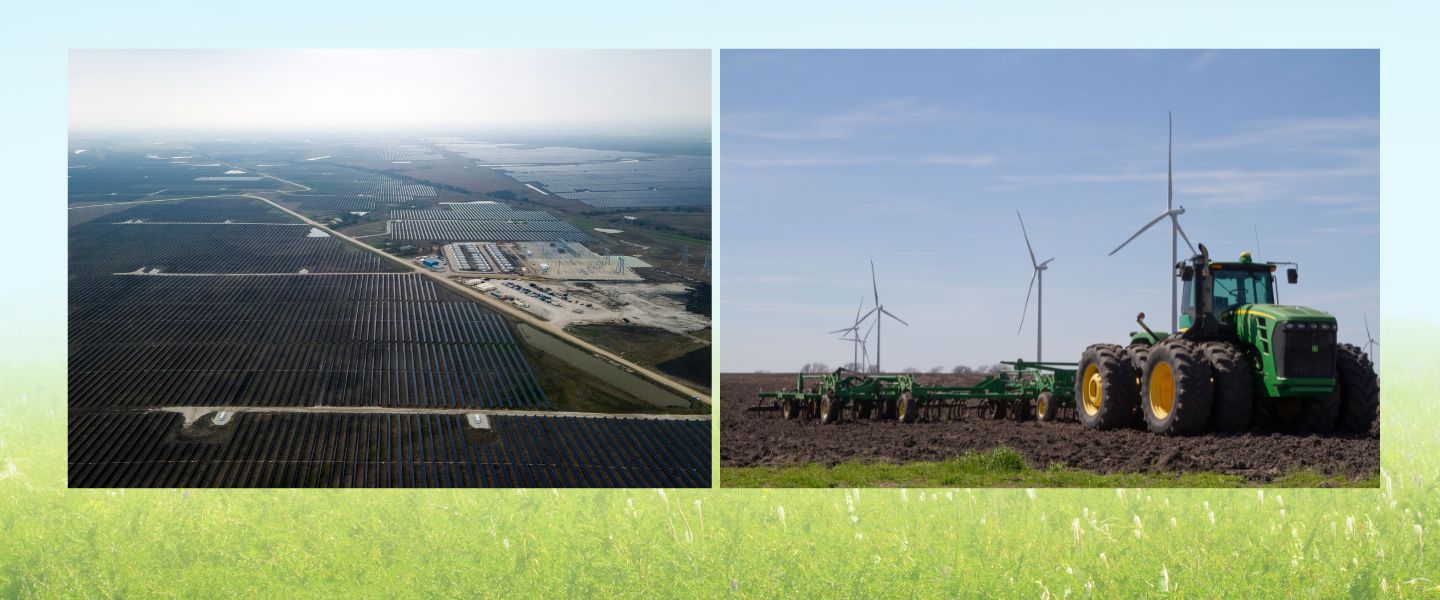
<box><xmin>1141</xmin><ymin>339</ymin><xmax>1214</xmax><ymax>435</ymax></box>
<box><xmin>897</xmin><ymin>393</ymin><xmax>919</xmax><ymax>423</ymax></box>
<box><xmin>1201</xmin><ymin>341</ymin><xmax>1253</xmax><ymax>433</ymax></box>
<box><xmin>1126</xmin><ymin>342</ymin><xmax>1153</xmax><ymax>373</ymax></box>
<box><xmin>1035</xmin><ymin>392</ymin><xmax>1059</xmax><ymax>422</ymax></box>
<box><xmin>820</xmin><ymin>394</ymin><xmax>843</xmax><ymax>424</ymax></box>
<box><xmin>988</xmin><ymin>399</ymin><xmax>1007</xmax><ymax>420</ymax></box>
<box><xmin>1075</xmin><ymin>343</ymin><xmax>1141</xmax><ymax>430</ymax></box>
<box><xmin>1333</xmin><ymin>343</ymin><xmax>1380</xmax><ymax>433</ymax></box>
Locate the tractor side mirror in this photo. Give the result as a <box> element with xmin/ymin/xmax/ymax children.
<box><xmin>1287</xmin><ymin>268</ymin><xmax>1298</xmax><ymax>284</ymax></box>
<box><xmin>1180</xmin><ymin>266</ymin><xmax>1194</xmax><ymax>282</ymax></box>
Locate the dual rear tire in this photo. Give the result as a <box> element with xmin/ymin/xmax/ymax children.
<box><xmin>1079</xmin><ymin>340</ymin><xmax>1253</xmax><ymax>435</ymax></box>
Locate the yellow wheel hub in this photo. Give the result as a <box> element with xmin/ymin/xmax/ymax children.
<box><xmin>1149</xmin><ymin>362</ymin><xmax>1175</xmax><ymax>420</ymax></box>
<box><xmin>1037</xmin><ymin>396</ymin><xmax>1047</xmax><ymax>416</ymax></box>
<box><xmin>1082</xmin><ymin>364</ymin><xmax>1102</xmax><ymax>416</ymax></box>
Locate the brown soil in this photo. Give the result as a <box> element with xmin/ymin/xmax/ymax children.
<box><xmin>720</xmin><ymin>373</ymin><xmax>1379</xmax><ymax>482</ymax></box>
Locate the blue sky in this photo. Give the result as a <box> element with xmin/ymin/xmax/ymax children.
<box><xmin>720</xmin><ymin>50</ymin><xmax>1379</xmax><ymax>372</ymax></box>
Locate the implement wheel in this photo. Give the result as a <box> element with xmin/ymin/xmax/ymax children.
<box><xmin>897</xmin><ymin>393</ymin><xmax>919</xmax><ymax>423</ymax></box>
<box><xmin>780</xmin><ymin>398</ymin><xmax>798</xmax><ymax>420</ymax></box>
<box><xmin>1035</xmin><ymin>392</ymin><xmax>1059</xmax><ymax>422</ymax></box>
<box><xmin>1075</xmin><ymin>343</ymin><xmax>1141</xmax><ymax>430</ymax></box>
<box><xmin>1201</xmin><ymin>341</ymin><xmax>1253</xmax><ymax>433</ymax></box>
<box><xmin>1141</xmin><ymin>339</ymin><xmax>1214</xmax><ymax>435</ymax></box>
<box><xmin>874</xmin><ymin>399</ymin><xmax>896</xmax><ymax>420</ymax></box>
<box><xmin>1333</xmin><ymin>343</ymin><xmax>1379</xmax><ymax>433</ymax></box>
<box><xmin>820</xmin><ymin>394</ymin><xmax>843</xmax><ymax>424</ymax></box>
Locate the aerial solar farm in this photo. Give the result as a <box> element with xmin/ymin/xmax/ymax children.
<box><xmin>67</xmin><ymin>136</ymin><xmax>712</xmax><ymax>488</ymax></box>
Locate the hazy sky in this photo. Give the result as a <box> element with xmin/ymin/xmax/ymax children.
<box><xmin>721</xmin><ymin>50</ymin><xmax>1379</xmax><ymax>372</ymax></box>
<box><xmin>69</xmin><ymin>49</ymin><xmax>710</xmax><ymax>133</ymax></box>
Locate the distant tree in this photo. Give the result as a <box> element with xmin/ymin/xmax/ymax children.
<box><xmin>842</xmin><ymin>362</ymin><xmax>863</xmax><ymax>372</ymax></box>
<box><xmin>929</xmin><ymin>365</ymin><xmax>946</xmax><ymax>374</ymax></box>
<box><xmin>902</xmin><ymin>367</ymin><xmax>921</xmax><ymax>374</ymax></box>
<box><xmin>951</xmin><ymin>365</ymin><xmax>976</xmax><ymax>376</ymax></box>
<box><xmin>800</xmin><ymin>362</ymin><xmax>831</xmax><ymax>374</ymax></box>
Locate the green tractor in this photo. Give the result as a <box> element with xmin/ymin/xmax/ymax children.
<box><xmin>1076</xmin><ymin>243</ymin><xmax>1378</xmax><ymax>435</ymax></box>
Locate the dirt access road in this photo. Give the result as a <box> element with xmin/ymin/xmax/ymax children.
<box><xmin>720</xmin><ymin>373</ymin><xmax>1379</xmax><ymax>483</ymax></box>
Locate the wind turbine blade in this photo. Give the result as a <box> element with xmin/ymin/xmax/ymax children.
<box><xmin>1168</xmin><ymin>111</ymin><xmax>1174</xmax><ymax>210</ymax></box>
<box><xmin>880</xmin><ymin>307</ymin><xmax>910</xmax><ymax>327</ymax></box>
<box><xmin>855</xmin><ymin>306</ymin><xmax>879</xmax><ymax>325</ymax></box>
<box><xmin>870</xmin><ymin>260</ymin><xmax>880</xmax><ymax>306</ymax></box>
<box><xmin>828</xmin><ymin>326</ymin><xmax>856</xmax><ymax>335</ymax></box>
<box><xmin>1018</xmin><ymin>269</ymin><xmax>1037</xmax><ymax>334</ymax></box>
<box><xmin>1365</xmin><ymin>314</ymin><xmax>1372</xmax><ymax>340</ymax></box>
<box><xmin>863</xmin><ymin>319</ymin><xmax>875</xmax><ymax>340</ymax></box>
<box><xmin>1109</xmin><ymin>210</ymin><xmax>1171</xmax><ymax>256</ymax></box>
<box><xmin>1171</xmin><ymin>216</ymin><xmax>1198</xmax><ymax>255</ymax></box>
<box><xmin>854</xmin><ymin>298</ymin><xmax>865</xmax><ymax>325</ymax></box>
<box><xmin>1017</xmin><ymin>211</ymin><xmax>1038</xmax><ymax>267</ymax></box>
<box><xmin>1039</xmin><ymin>257</ymin><xmax>1055</xmax><ymax>267</ymax></box>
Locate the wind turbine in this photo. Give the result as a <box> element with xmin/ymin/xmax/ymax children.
<box><xmin>1016</xmin><ymin>211</ymin><xmax>1054</xmax><ymax>362</ymax></box>
<box><xmin>1109</xmin><ymin>111</ymin><xmax>1197</xmax><ymax>332</ymax></box>
<box><xmin>829</xmin><ymin>298</ymin><xmax>866</xmax><ymax>370</ymax></box>
<box><xmin>854</xmin><ymin>260</ymin><xmax>909</xmax><ymax>373</ymax></box>
<box><xmin>1364</xmin><ymin>314</ymin><xmax>1379</xmax><ymax>358</ymax></box>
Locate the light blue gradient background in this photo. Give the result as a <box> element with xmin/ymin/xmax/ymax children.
<box><xmin>1</xmin><ymin>2</ymin><xmax>1437</xmax><ymax>478</ymax></box>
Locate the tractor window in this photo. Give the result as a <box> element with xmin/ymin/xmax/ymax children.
<box><xmin>1212</xmin><ymin>269</ymin><xmax>1274</xmax><ymax>310</ymax></box>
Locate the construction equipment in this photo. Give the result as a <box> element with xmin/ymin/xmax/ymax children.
<box><xmin>748</xmin><ymin>360</ymin><xmax>1077</xmax><ymax>424</ymax></box>
<box><xmin>1076</xmin><ymin>243</ymin><xmax>1380</xmax><ymax>435</ymax></box>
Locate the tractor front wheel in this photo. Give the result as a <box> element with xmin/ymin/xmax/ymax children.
<box><xmin>1035</xmin><ymin>392</ymin><xmax>1059</xmax><ymax>422</ymax></box>
<box><xmin>1333</xmin><ymin>343</ymin><xmax>1379</xmax><ymax>433</ymax></box>
<box><xmin>1201</xmin><ymin>341</ymin><xmax>1253</xmax><ymax>433</ymax></box>
<box><xmin>1141</xmin><ymin>339</ymin><xmax>1214</xmax><ymax>435</ymax></box>
<box><xmin>1076</xmin><ymin>344</ymin><xmax>1141</xmax><ymax>430</ymax></box>
<box><xmin>897</xmin><ymin>393</ymin><xmax>919</xmax><ymax>423</ymax></box>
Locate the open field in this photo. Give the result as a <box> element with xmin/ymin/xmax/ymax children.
<box><xmin>721</xmin><ymin>372</ymin><xmax>1379</xmax><ymax>486</ymax></box>
<box><xmin>567</xmin><ymin>323</ymin><xmax>711</xmax><ymax>392</ymax></box>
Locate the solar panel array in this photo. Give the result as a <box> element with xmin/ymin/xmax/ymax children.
<box><xmin>70</xmin><ymin>274</ymin><xmax>551</xmax><ymax>410</ymax></box>
<box><xmin>432</xmin><ymin>141</ymin><xmax>710</xmax><ymax>208</ymax></box>
<box><xmin>69</xmin><ymin>412</ymin><xmax>711</xmax><ymax>488</ymax></box>
<box><xmin>390</xmin><ymin>220</ymin><xmax>595</xmax><ymax>243</ymax></box>
<box><xmin>104</xmin><ymin>197</ymin><xmax>296</xmax><ymax>223</ymax></box>
<box><xmin>68</xmin><ymin>152</ymin><xmax>712</xmax><ymax>488</ymax></box>
<box><xmin>435</xmin><ymin>141</ymin><xmax>648</xmax><ymax>164</ymax></box>
<box><xmin>70</xmin><ymin>222</ymin><xmax>399</xmax><ymax>275</ymax></box>
<box><xmin>350</xmin><ymin>144</ymin><xmax>444</xmax><ymax>162</ymax></box>
<box><xmin>391</xmin><ymin>207</ymin><xmax>557</xmax><ymax>221</ymax></box>
<box><xmin>68</xmin><ymin>151</ymin><xmax>284</xmax><ymax>203</ymax></box>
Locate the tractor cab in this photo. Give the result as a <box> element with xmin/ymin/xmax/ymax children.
<box><xmin>1178</xmin><ymin>251</ymin><xmax>1285</xmax><ymax>332</ymax></box>
<box><xmin>1177</xmin><ymin>245</ymin><xmax>1338</xmax><ymax>397</ymax></box>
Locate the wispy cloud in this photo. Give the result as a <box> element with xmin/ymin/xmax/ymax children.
<box><xmin>993</xmin><ymin>166</ymin><xmax>1377</xmax><ymax>208</ymax></box>
<box><xmin>726</xmin><ymin>153</ymin><xmax>996</xmax><ymax>169</ymax></box>
<box><xmin>1178</xmin><ymin>117</ymin><xmax>1378</xmax><ymax>153</ymax></box>
<box><xmin>726</xmin><ymin>98</ymin><xmax>961</xmax><ymax>141</ymax></box>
